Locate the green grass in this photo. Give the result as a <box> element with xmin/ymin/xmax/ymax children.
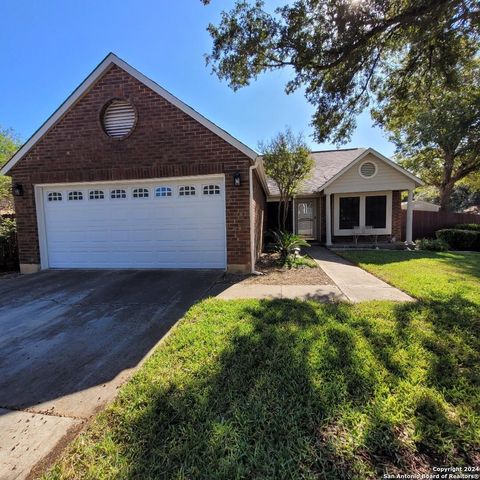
<box><xmin>338</xmin><ymin>250</ymin><xmax>480</xmax><ymax>304</ymax></box>
<box><xmin>44</xmin><ymin>252</ymin><xmax>480</xmax><ymax>479</ymax></box>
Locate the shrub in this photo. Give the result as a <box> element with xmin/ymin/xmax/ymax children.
<box><xmin>271</xmin><ymin>230</ymin><xmax>310</xmax><ymax>263</ymax></box>
<box><xmin>455</xmin><ymin>223</ymin><xmax>480</xmax><ymax>232</ymax></box>
<box><xmin>415</xmin><ymin>237</ymin><xmax>449</xmax><ymax>252</ymax></box>
<box><xmin>284</xmin><ymin>254</ymin><xmax>317</xmax><ymax>269</ymax></box>
<box><xmin>436</xmin><ymin>229</ymin><xmax>480</xmax><ymax>251</ymax></box>
<box><xmin>0</xmin><ymin>218</ymin><xmax>18</xmax><ymax>270</ymax></box>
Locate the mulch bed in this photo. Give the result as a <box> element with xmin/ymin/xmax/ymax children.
<box><xmin>223</xmin><ymin>253</ymin><xmax>334</xmax><ymax>286</ymax></box>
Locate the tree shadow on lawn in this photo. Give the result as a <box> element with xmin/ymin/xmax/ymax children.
<box><xmin>103</xmin><ymin>297</ymin><xmax>479</xmax><ymax>480</ymax></box>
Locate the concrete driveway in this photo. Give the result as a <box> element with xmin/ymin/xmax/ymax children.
<box><xmin>0</xmin><ymin>269</ymin><xmax>220</xmax><ymax>480</ymax></box>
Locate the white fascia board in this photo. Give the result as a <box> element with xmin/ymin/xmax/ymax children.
<box><xmin>254</xmin><ymin>157</ymin><xmax>271</xmax><ymax>196</ymax></box>
<box><xmin>1</xmin><ymin>53</ymin><xmax>258</xmax><ymax>175</ymax></box>
<box><xmin>320</xmin><ymin>148</ymin><xmax>423</xmax><ymax>192</ymax></box>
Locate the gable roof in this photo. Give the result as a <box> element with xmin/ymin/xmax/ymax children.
<box><xmin>1</xmin><ymin>53</ymin><xmax>258</xmax><ymax>175</ymax></box>
<box><xmin>266</xmin><ymin>148</ymin><xmax>365</xmax><ymax>196</ymax></box>
<box><xmin>266</xmin><ymin>147</ymin><xmax>423</xmax><ymax>197</ymax></box>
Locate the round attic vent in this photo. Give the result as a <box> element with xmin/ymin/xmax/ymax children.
<box><xmin>359</xmin><ymin>161</ymin><xmax>377</xmax><ymax>178</ymax></box>
<box><xmin>102</xmin><ymin>99</ymin><xmax>136</xmax><ymax>139</ymax></box>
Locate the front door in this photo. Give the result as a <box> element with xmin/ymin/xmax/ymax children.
<box><xmin>297</xmin><ymin>199</ymin><xmax>316</xmax><ymax>238</ymax></box>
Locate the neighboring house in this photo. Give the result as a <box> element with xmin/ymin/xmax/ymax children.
<box><xmin>463</xmin><ymin>205</ymin><xmax>480</xmax><ymax>215</ymax></box>
<box><xmin>401</xmin><ymin>199</ymin><xmax>440</xmax><ymax>212</ymax></box>
<box><xmin>1</xmin><ymin>53</ymin><xmax>421</xmax><ymax>275</ymax></box>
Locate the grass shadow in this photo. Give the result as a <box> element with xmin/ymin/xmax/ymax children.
<box><xmin>70</xmin><ymin>296</ymin><xmax>478</xmax><ymax>479</ymax></box>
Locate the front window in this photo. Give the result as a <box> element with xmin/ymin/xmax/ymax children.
<box><xmin>365</xmin><ymin>195</ymin><xmax>387</xmax><ymax>228</ymax></box>
<box><xmin>334</xmin><ymin>192</ymin><xmax>391</xmax><ymax>236</ymax></box>
<box><xmin>339</xmin><ymin>197</ymin><xmax>360</xmax><ymax>230</ymax></box>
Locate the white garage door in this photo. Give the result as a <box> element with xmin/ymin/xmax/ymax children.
<box><xmin>39</xmin><ymin>176</ymin><xmax>226</xmax><ymax>269</ymax></box>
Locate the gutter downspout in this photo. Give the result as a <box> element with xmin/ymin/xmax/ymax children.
<box><xmin>249</xmin><ymin>158</ymin><xmax>260</xmax><ymax>274</ymax></box>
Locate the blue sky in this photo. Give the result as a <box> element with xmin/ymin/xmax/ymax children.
<box><xmin>0</xmin><ymin>0</ymin><xmax>394</xmax><ymax>156</ymax></box>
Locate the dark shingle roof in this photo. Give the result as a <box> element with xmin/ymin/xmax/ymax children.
<box><xmin>266</xmin><ymin>148</ymin><xmax>366</xmax><ymax>196</ymax></box>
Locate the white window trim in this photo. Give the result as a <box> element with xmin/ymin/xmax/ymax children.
<box><xmin>334</xmin><ymin>191</ymin><xmax>392</xmax><ymax>236</ymax></box>
<box><xmin>358</xmin><ymin>160</ymin><xmax>378</xmax><ymax>179</ymax></box>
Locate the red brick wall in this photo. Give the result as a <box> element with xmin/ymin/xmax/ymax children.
<box><xmin>252</xmin><ymin>171</ymin><xmax>266</xmax><ymax>260</ymax></box>
<box><xmin>10</xmin><ymin>64</ymin><xmax>254</xmax><ymax>270</ymax></box>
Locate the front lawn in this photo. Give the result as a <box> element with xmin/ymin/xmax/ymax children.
<box><xmin>338</xmin><ymin>250</ymin><xmax>480</xmax><ymax>304</ymax></box>
<box><xmin>45</xmin><ymin>252</ymin><xmax>480</xmax><ymax>479</ymax></box>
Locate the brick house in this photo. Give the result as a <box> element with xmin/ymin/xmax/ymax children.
<box><xmin>1</xmin><ymin>53</ymin><xmax>421</xmax><ymax>274</ymax></box>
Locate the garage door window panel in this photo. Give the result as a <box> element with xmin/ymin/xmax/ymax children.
<box><xmin>179</xmin><ymin>186</ymin><xmax>196</xmax><ymax>196</ymax></box>
<box><xmin>89</xmin><ymin>190</ymin><xmax>105</xmax><ymax>200</ymax></box>
<box><xmin>47</xmin><ymin>192</ymin><xmax>63</xmax><ymax>202</ymax></box>
<box><xmin>203</xmin><ymin>185</ymin><xmax>221</xmax><ymax>195</ymax></box>
<box><xmin>155</xmin><ymin>187</ymin><xmax>172</xmax><ymax>198</ymax></box>
<box><xmin>133</xmin><ymin>188</ymin><xmax>149</xmax><ymax>198</ymax></box>
<box><xmin>68</xmin><ymin>191</ymin><xmax>83</xmax><ymax>201</ymax></box>
<box><xmin>111</xmin><ymin>189</ymin><xmax>127</xmax><ymax>199</ymax></box>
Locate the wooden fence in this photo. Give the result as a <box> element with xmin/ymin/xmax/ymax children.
<box><xmin>401</xmin><ymin>210</ymin><xmax>480</xmax><ymax>240</ymax></box>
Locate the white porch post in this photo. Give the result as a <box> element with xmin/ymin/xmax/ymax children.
<box><xmin>406</xmin><ymin>189</ymin><xmax>413</xmax><ymax>244</ymax></box>
<box><xmin>292</xmin><ymin>198</ymin><xmax>296</xmax><ymax>234</ymax></box>
<box><xmin>325</xmin><ymin>193</ymin><xmax>332</xmax><ymax>246</ymax></box>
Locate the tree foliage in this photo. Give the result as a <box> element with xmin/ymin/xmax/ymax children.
<box><xmin>373</xmin><ymin>56</ymin><xmax>480</xmax><ymax>210</ymax></box>
<box><xmin>202</xmin><ymin>0</ymin><xmax>479</xmax><ymax>143</ymax></box>
<box><xmin>260</xmin><ymin>128</ymin><xmax>313</xmax><ymax>230</ymax></box>
<box><xmin>0</xmin><ymin>127</ymin><xmax>21</xmax><ymax>211</ymax></box>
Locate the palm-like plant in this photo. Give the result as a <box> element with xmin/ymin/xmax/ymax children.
<box><xmin>271</xmin><ymin>230</ymin><xmax>310</xmax><ymax>262</ymax></box>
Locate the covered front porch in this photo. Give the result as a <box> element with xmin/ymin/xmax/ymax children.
<box><xmin>289</xmin><ymin>189</ymin><xmax>414</xmax><ymax>246</ymax></box>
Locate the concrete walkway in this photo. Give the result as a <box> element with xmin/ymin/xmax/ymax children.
<box><xmin>309</xmin><ymin>247</ymin><xmax>413</xmax><ymax>302</ymax></box>
<box><xmin>216</xmin><ymin>248</ymin><xmax>412</xmax><ymax>303</ymax></box>
<box><xmin>216</xmin><ymin>284</ymin><xmax>347</xmax><ymax>302</ymax></box>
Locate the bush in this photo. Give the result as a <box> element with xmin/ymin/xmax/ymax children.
<box><xmin>284</xmin><ymin>254</ymin><xmax>317</xmax><ymax>269</ymax></box>
<box><xmin>0</xmin><ymin>218</ymin><xmax>18</xmax><ymax>270</ymax></box>
<box><xmin>436</xmin><ymin>228</ymin><xmax>480</xmax><ymax>251</ymax></box>
<box><xmin>455</xmin><ymin>223</ymin><xmax>480</xmax><ymax>232</ymax></box>
<box><xmin>415</xmin><ymin>237</ymin><xmax>449</xmax><ymax>252</ymax></box>
<box><xmin>271</xmin><ymin>230</ymin><xmax>310</xmax><ymax>263</ymax></box>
